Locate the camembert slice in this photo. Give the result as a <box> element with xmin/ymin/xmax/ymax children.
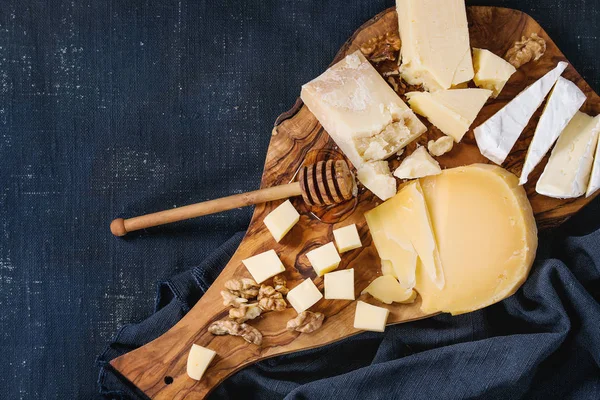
<box><xmin>587</xmin><ymin>128</ymin><xmax>600</xmax><ymax>198</ymax></box>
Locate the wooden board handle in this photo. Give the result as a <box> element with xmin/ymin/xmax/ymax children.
<box><xmin>110</xmin><ymin>182</ymin><xmax>302</xmax><ymax>236</ymax></box>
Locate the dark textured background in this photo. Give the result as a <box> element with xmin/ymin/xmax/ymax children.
<box><xmin>0</xmin><ymin>1</ymin><xmax>598</xmax><ymax>398</ymax></box>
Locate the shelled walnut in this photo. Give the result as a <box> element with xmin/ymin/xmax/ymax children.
<box><xmin>286</xmin><ymin>311</ymin><xmax>325</xmax><ymax>333</ymax></box>
<box><xmin>208</xmin><ymin>319</ymin><xmax>263</xmax><ymax>345</ymax></box>
<box><xmin>257</xmin><ymin>285</ymin><xmax>287</xmax><ymax>311</ymax></box>
<box><xmin>360</xmin><ymin>32</ymin><xmax>401</xmax><ymax>63</ymax></box>
<box><xmin>220</xmin><ymin>290</ymin><xmax>248</xmax><ymax>307</ymax></box>
<box><xmin>505</xmin><ymin>33</ymin><xmax>547</xmax><ymax>68</ymax></box>
<box><xmin>224</xmin><ymin>278</ymin><xmax>260</xmax><ymax>299</ymax></box>
<box><xmin>273</xmin><ymin>275</ymin><xmax>289</xmax><ymax>295</ymax></box>
<box><xmin>229</xmin><ymin>303</ymin><xmax>262</xmax><ymax>323</ymax></box>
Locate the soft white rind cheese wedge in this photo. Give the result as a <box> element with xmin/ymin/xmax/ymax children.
<box><xmin>519</xmin><ymin>77</ymin><xmax>586</xmax><ymax>185</ymax></box>
<box><xmin>286</xmin><ymin>278</ymin><xmax>323</xmax><ymax>313</ymax></box>
<box><xmin>393</xmin><ymin>146</ymin><xmax>442</xmax><ymax>179</ymax></box>
<box><xmin>473</xmin><ymin>48</ymin><xmax>517</xmax><ymax>98</ymax></box>
<box><xmin>474</xmin><ymin>62</ymin><xmax>568</xmax><ymax>165</ymax></box>
<box><xmin>427</xmin><ymin>136</ymin><xmax>454</xmax><ymax>156</ymax></box>
<box><xmin>187</xmin><ymin>344</ymin><xmax>216</xmax><ymax>381</ymax></box>
<box><xmin>324</xmin><ymin>269</ymin><xmax>355</xmax><ymax>300</ymax></box>
<box><xmin>536</xmin><ymin>112</ymin><xmax>600</xmax><ymax>198</ymax></box>
<box><xmin>356</xmin><ymin>161</ymin><xmax>396</xmax><ymax>201</ymax></box>
<box><xmin>332</xmin><ymin>224</ymin><xmax>362</xmax><ymax>253</ymax></box>
<box><xmin>263</xmin><ymin>200</ymin><xmax>300</xmax><ymax>242</ymax></box>
<box><xmin>587</xmin><ymin>129</ymin><xmax>600</xmax><ymax>198</ymax></box>
<box><xmin>300</xmin><ymin>51</ymin><xmax>426</xmax><ymax>200</ymax></box>
<box><xmin>306</xmin><ymin>242</ymin><xmax>341</xmax><ymax>276</ymax></box>
<box><xmin>397</xmin><ymin>0</ymin><xmax>474</xmax><ymax>91</ymax></box>
<box><xmin>361</xmin><ymin>275</ymin><xmax>415</xmax><ymax>304</ymax></box>
<box><xmin>353</xmin><ymin>301</ymin><xmax>389</xmax><ymax>332</ymax></box>
<box><xmin>418</xmin><ymin>164</ymin><xmax>538</xmax><ymax>315</ymax></box>
<box><xmin>242</xmin><ymin>250</ymin><xmax>285</xmax><ymax>284</ymax></box>
<box><xmin>406</xmin><ymin>89</ymin><xmax>492</xmax><ymax>142</ymax></box>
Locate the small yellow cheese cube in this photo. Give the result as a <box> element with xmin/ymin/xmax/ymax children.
<box><xmin>263</xmin><ymin>200</ymin><xmax>300</xmax><ymax>242</ymax></box>
<box><xmin>286</xmin><ymin>278</ymin><xmax>323</xmax><ymax>313</ymax></box>
<box><xmin>242</xmin><ymin>250</ymin><xmax>285</xmax><ymax>284</ymax></box>
<box><xmin>186</xmin><ymin>344</ymin><xmax>216</xmax><ymax>381</ymax></box>
<box><xmin>306</xmin><ymin>242</ymin><xmax>341</xmax><ymax>276</ymax></box>
<box><xmin>353</xmin><ymin>301</ymin><xmax>389</xmax><ymax>332</ymax></box>
<box><xmin>332</xmin><ymin>224</ymin><xmax>362</xmax><ymax>253</ymax></box>
<box><xmin>324</xmin><ymin>269</ymin><xmax>355</xmax><ymax>300</ymax></box>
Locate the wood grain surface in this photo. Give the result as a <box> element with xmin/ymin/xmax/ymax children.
<box><xmin>110</xmin><ymin>6</ymin><xmax>600</xmax><ymax>399</ymax></box>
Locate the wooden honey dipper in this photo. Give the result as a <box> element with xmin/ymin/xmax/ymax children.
<box><xmin>110</xmin><ymin>159</ymin><xmax>355</xmax><ymax>236</ymax></box>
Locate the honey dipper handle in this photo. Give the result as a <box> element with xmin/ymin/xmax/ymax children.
<box><xmin>110</xmin><ymin>182</ymin><xmax>302</xmax><ymax>236</ymax></box>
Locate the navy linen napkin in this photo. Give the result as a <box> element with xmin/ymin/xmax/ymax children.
<box><xmin>98</xmin><ymin>201</ymin><xmax>600</xmax><ymax>400</ymax></box>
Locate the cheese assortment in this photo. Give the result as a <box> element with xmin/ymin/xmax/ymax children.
<box><xmin>472</xmin><ymin>48</ymin><xmax>516</xmax><ymax>97</ymax></box>
<box><xmin>263</xmin><ymin>200</ymin><xmax>300</xmax><ymax>242</ymax></box>
<box><xmin>474</xmin><ymin>62</ymin><xmax>568</xmax><ymax>165</ymax></box>
<box><xmin>405</xmin><ymin>89</ymin><xmax>492</xmax><ymax>142</ymax></box>
<box><xmin>393</xmin><ymin>146</ymin><xmax>441</xmax><ymax>179</ymax></box>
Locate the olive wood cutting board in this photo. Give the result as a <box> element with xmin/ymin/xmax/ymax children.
<box><xmin>110</xmin><ymin>6</ymin><xmax>600</xmax><ymax>399</ymax></box>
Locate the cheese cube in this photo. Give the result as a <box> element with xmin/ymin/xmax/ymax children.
<box><xmin>306</xmin><ymin>242</ymin><xmax>341</xmax><ymax>276</ymax></box>
<box><xmin>286</xmin><ymin>278</ymin><xmax>323</xmax><ymax>313</ymax></box>
<box><xmin>393</xmin><ymin>147</ymin><xmax>441</xmax><ymax>180</ymax></box>
<box><xmin>473</xmin><ymin>48</ymin><xmax>517</xmax><ymax>98</ymax></box>
<box><xmin>242</xmin><ymin>250</ymin><xmax>285</xmax><ymax>284</ymax></box>
<box><xmin>324</xmin><ymin>269</ymin><xmax>355</xmax><ymax>300</ymax></box>
<box><xmin>333</xmin><ymin>224</ymin><xmax>362</xmax><ymax>253</ymax></box>
<box><xmin>356</xmin><ymin>161</ymin><xmax>396</xmax><ymax>201</ymax></box>
<box><xmin>263</xmin><ymin>200</ymin><xmax>300</xmax><ymax>242</ymax></box>
<box><xmin>186</xmin><ymin>344</ymin><xmax>216</xmax><ymax>381</ymax></box>
<box><xmin>353</xmin><ymin>301</ymin><xmax>389</xmax><ymax>332</ymax></box>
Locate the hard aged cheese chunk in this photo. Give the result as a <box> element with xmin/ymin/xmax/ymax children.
<box><xmin>187</xmin><ymin>344</ymin><xmax>216</xmax><ymax>381</ymax></box>
<box><xmin>428</xmin><ymin>136</ymin><xmax>454</xmax><ymax>157</ymax></box>
<box><xmin>519</xmin><ymin>77</ymin><xmax>586</xmax><ymax>185</ymax></box>
<box><xmin>397</xmin><ymin>0</ymin><xmax>474</xmax><ymax>91</ymax></box>
<box><xmin>472</xmin><ymin>48</ymin><xmax>517</xmax><ymax>98</ymax></box>
<box><xmin>536</xmin><ymin>112</ymin><xmax>600</xmax><ymax>198</ymax></box>
<box><xmin>263</xmin><ymin>200</ymin><xmax>300</xmax><ymax>242</ymax></box>
<box><xmin>474</xmin><ymin>62</ymin><xmax>568</xmax><ymax>165</ymax></box>
<box><xmin>356</xmin><ymin>161</ymin><xmax>397</xmax><ymax>201</ymax></box>
<box><xmin>286</xmin><ymin>278</ymin><xmax>323</xmax><ymax>313</ymax></box>
<box><xmin>361</xmin><ymin>275</ymin><xmax>415</xmax><ymax>304</ymax></box>
<box><xmin>393</xmin><ymin>146</ymin><xmax>441</xmax><ymax>179</ymax></box>
<box><xmin>242</xmin><ymin>250</ymin><xmax>285</xmax><ymax>284</ymax></box>
<box><xmin>306</xmin><ymin>242</ymin><xmax>341</xmax><ymax>276</ymax></box>
<box><xmin>406</xmin><ymin>89</ymin><xmax>492</xmax><ymax>142</ymax></box>
<box><xmin>333</xmin><ymin>224</ymin><xmax>362</xmax><ymax>253</ymax></box>
<box><xmin>418</xmin><ymin>164</ymin><xmax>538</xmax><ymax>315</ymax></box>
<box><xmin>353</xmin><ymin>301</ymin><xmax>389</xmax><ymax>332</ymax></box>
<box><xmin>587</xmin><ymin>124</ymin><xmax>600</xmax><ymax>198</ymax></box>
<box><xmin>300</xmin><ymin>51</ymin><xmax>426</xmax><ymax>200</ymax></box>
<box><xmin>324</xmin><ymin>269</ymin><xmax>355</xmax><ymax>300</ymax></box>
<box><xmin>380</xmin><ymin>260</ymin><xmax>396</xmax><ymax>278</ymax></box>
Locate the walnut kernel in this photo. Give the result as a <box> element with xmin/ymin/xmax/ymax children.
<box><xmin>224</xmin><ymin>278</ymin><xmax>260</xmax><ymax>299</ymax></box>
<box><xmin>360</xmin><ymin>32</ymin><xmax>401</xmax><ymax>63</ymax></box>
<box><xmin>208</xmin><ymin>319</ymin><xmax>263</xmax><ymax>345</ymax></box>
<box><xmin>257</xmin><ymin>285</ymin><xmax>287</xmax><ymax>311</ymax></box>
<box><xmin>273</xmin><ymin>275</ymin><xmax>289</xmax><ymax>295</ymax></box>
<box><xmin>220</xmin><ymin>290</ymin><xmax>248</xmax><ymax>308</ymax></box>
<box><xmin>286</xmin><ymin>311</ymin><xmax>325</xmax><ymax>333</ymax></box>
<box><xmin>229</xmin><ymin>303</ymin><xmax>262</xmax><ymax>323</ymax></box>
<box><xmin>505</xmin><ymin>33</ymin><xmax>547</xmax><ymax>68</ymax></box>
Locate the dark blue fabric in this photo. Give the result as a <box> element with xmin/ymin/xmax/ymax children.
<box><xmin>1</xmin><ymin>0</ymin><xmax>599</xmax><ymax>399</ymax></box>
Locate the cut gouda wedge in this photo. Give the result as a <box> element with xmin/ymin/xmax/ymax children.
<box><xmin>361</xmin><ymin>275</ymin><xmax>415</xmax><ymax>304</ymax></box>
<box><xmin>418</xmin><ymin>164</ymin><xmax>538</xmax><ymax>315</ymax></box>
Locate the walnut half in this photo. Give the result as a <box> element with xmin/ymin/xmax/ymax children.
<box><xmin>257</xmin><ymin>285</ymin><xmax>287</xmax><ymax>311</ymax></box>
<box><xmin>220</xmin><ymin>290</ymin><xmax>248</xmax><ymax>308</ymax></box>
<box><xmin>505</xmin><ymin>33</ymin><xmax>547</xmax><ymax>69</ymax></box>
<box><xmin>286</xmin><ymin>311</ymin><xmax>325</xmax><ymax>333</ymax></box>
<box><xmin>273</xmin><ymin>275</ymin><xmax>289</xmax><ymax>295</ymax></box>
<box><xmin>229</xmin><ymin>303</ymin><xmax>262</xmax><ymax>323</ymax></box>
<box><xmin>360</xmin><ymin>32</ymin><xmax>401</xmax><ymax>63</ymax></box>
<box><xmin>208</xmin><ymin>319</ymin><xmax>263</xmax><ymax>346</ymax></box>
<box><xmin>224</xmin><ymin>278</ymin><xmax>260</xmax><ymax>299</ymax></box>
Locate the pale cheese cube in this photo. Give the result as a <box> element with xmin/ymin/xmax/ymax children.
<box><xmin>242</xmin><ymin>250</ymin><xmax>285</xmax><ymax>284</ymax></box>
<box><xmin>332</xmin><ymin>224</ymin><xmax>362</xmax><ymax>253</ymax></box>
<box><xmin>306</xmin><ymin>242</ymin><xmax>341</xmax><ymax>276</ymax></box>
<box><xmin>393</xmin><ymin>147</ymin><xmax>441</xmax><ymax>180</ymax></box>
<box><xmin>286</xmin><ymin>278</ymin><xmax>323</xmax><ymax>313</ymax></box>
<box><xmin>324</xmin><ymin>269</ymin><xmax>355</xmax><ymax>300</ymax></box>
<box><xmin>353</xmin><ymin>301</ymin><xmax>389</xmax><ymax>332</ymax></box>
<box><xmin>263</xmin><ymin>200</ymin><xmax>300</xmax><ymax>242</ymax></box>
<box><xmin>473</xmin><ymin>48</ymin><xmax>517</xmax><ymax>98</ymax></box>
<box><xmin>186</xmin><ymin>344</ymin><xmax>216</xmax><ymax>381</ymax></box>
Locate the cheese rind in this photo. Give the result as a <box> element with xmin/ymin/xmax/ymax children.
<box><xmin>474</xmin><ymin>62</ymin><xmax>568</xmax><ymax>165</ymax></box>
<box><xmin>519</xmin><ymin>77</ymin><xmax>586</xmax><ymax>185</ymax></box>
<box><xmin>306</xmin><ymin>242</ymin><xmax>341</xmax><ymax>276</ymax></box>
<box><xmin>393</xmin><ymin>146</ymin><xmax>441</xmax><ymax>179</ymax></box>
<box><xmin>353</xmin><ymin>301</ymin><xmax>389</xmax><ymax>332</ymax></box>
<box><xmin>418</xmin><ymin>164</ymin><xmax>538</xmax><ymax>315</ymax></box>
<box><xmin>324</xmin><ymin>269</ymin><xmax>355</xmax><ymax>300</ymax></box>
<box><xmin>242</xmin><ymin>250</ymin><xmax>285</xmax><ymax>284</ymax></box>
<box><xmin>397</xmin><ymin>0</ymin><xmax>474</xmax><ymax>91</ymax></box>
<box><xmin>333</xmin><ymin>224</ymin><xmax>362</xmax><ymax>253</ymax></box>
<box><xmin>536</xmin><ymin>112</ymin><xmax>600</xmax><ymax>198</ymax></box>
<box><xmin>286</xmin><ymin>278</ymin><xmax>323</xmax><ymax>313</ymax></box>
<box><xmin>187</xmin><ymin>344</ymin><xmax>216</xmax><ymax>381</ymax></box>
<box><xmin>263</xmin><ymin>200</ymin><xmax>300</xmax><ymax>242</ymax></box>
<box><xmin>472</xmin><ymin>48</ymin><xmax>517</xmax><ymax>98</ymax></box>
<box><xmin>406</xmin><ymin>89</ymin><xmax>492</xmax><ymax>142</ymax></box>
<box><xmin>361</xmin><ymin>275</ymin><xmax>415</xmax><ymax>304</ymax></box>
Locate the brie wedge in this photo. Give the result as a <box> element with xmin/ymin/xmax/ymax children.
<box><xmin>474</xmin><ymin>62</ymin><xmax>568</xmax><ymax>165</ymax></box>
<box><xmin>406</xmin><ymin>89</ymin><xmax>492</xmax><ymax>142</ymax></box>
<box><xmin>587</xmin><ymin>130</ymin><xmax>600</xmax><ymax>198</ymax></box>
<box><xmin>519</xmin><ymin>77</ymin><xmax>586</xmax><ymax>185</ymax></box>
<box><xmin>472</xmin><ymin>48</ymin><xmax>517</xmax><ymax>98</ymax></box>
<box><xmin>536</xmin><ymin>112</ymin><xmax>600</xmax><ymax>198</ymax></box>
<box><xmin>393</xmin><ymin>147</ymin><xmax>441</xmax><ymax>179</ymax></box>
